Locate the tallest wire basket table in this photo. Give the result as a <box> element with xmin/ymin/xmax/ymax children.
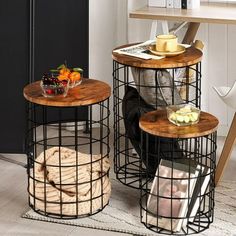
<box><xmin>112</xmin><ymin>43</ymin><xmax>203</xmax><ymax>189</ymax></box>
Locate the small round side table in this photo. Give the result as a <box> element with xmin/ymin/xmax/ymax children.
<box><xmin>139</xmin><ymin>109</ymin><xmax>218</xmax><ymax>235</ymax></box>
<box><xmin>23</xmin><ymin>78</ymin><xmax>111</xmax><ymax>219</ymax></box>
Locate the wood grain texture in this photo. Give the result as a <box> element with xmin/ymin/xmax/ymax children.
<box><xmin>23</xmin><ymin>79</ymin><xmax>111</xmax><ymax>107</ymax></box>
<box><xmin>129</xmin><ymin>2</ymin><xmax>236</xmax><ymax>25</ymax></box>
<box><xmin>139</xmin><ymin>110</ymin><xmax>219</xmax><ymax>139</ymax></box>
<box><xmin>112</xmin><ymin>44</ymin><xmax>202</xmax><ymax>69</ymax></box>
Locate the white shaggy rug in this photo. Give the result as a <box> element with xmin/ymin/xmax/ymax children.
<box><xmin>22</xmin><ymin>179</ymin><xmax>236</xmax><ymax>236</ymax></box>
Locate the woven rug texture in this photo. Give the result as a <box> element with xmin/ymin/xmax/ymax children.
<box><xmin>22</xmin><ymin>179</ymin><xmax>236</xmax><ymax>236</ymax></box>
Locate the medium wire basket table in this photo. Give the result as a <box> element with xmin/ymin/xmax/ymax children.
<box><xmin>23</xmin><ymin>79</ymin><xmax>111</xmax><ymax>219</ymax></box>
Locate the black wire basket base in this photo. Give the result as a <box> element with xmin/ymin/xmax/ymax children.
<box><xmin>139</xmin><ymin>132</ymin><xmax>216</xmax><ymax>235</ymax></box>
<box><xmin>142</xmin><ymin>211</ymin><xmax>211</xmax><ymax>236</ymax></box>
<box><xmin>26</xmin><ymin>100</ymin><xmax>110</xmax><ymax>219</ymax></box>
<box><xmin>114</xmin><ymin>143</ymin><xmax>146</xmax><ymax>189</ymax></box>
<box><xmin>116</xmin><ymin>162</ymin><xmax>145</xmax><ymax>189</ymax></box>
<box><xmin>113</xmin><ymin>61</ymin><xmax>202</xmax><ymax>190</ymax></box>
<box><xmin>29</xmin><ymin>201</ymin><xmax>109</xmax><ymax>220</ymax></box>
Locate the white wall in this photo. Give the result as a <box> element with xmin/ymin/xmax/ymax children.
<box><xmin>89</xmin><ymin>0</ymin><xmax>117</xmax><ymax>87</ymax></box>
<box><xmin>89</xmin><ymin>0</ymin><xmax>118</xmax><ymax>121</ymax></box>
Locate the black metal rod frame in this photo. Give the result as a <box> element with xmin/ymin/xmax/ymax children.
<box><xmin>26</xmin><ymin>99</ymin><xmax>110</xmax><ymax>219</ymax></box>
<box><xmin>113</xmin><ymin>61</ymin><xmax>202</xmax><ymax>189</ymax></box>
<box><xmin>139</xmin><ymin>131</ymin><xmax>217</xmax><ymax>235</ymax></box>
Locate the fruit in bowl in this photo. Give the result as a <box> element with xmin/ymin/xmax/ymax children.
<box><xmin>167</xmin><ymin>105</ymin><xmax>200</xmax><ymax>126</ymax></box>
<box><xmin>40</xmin><ymin>74</ymin><xmax>69</xmax><ymax>97</ymax></box>
<box><xmin>51</xmin><ymin>64</ymin><xmax>83</xmax><ymax>88</ymax></box>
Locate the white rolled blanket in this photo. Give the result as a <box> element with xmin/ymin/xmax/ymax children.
<box><xmin>29</xmin><ymin>147</ymin><xmax>111</xmax><ymax>216</ymax></box>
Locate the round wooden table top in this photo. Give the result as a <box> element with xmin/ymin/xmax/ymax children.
<box><xmin>112</xmin><ymin>43</ymin><xmax>202</xmax><ymax>69</ymax></box>
<box><xmin>23</xmin><ymin>79</ymin><xmax>111</xmax><ymax>107</ymax></box>
<box><xmin>139</xmin><ymin>109</ymin><xmax>219</xmax><ymax>139</ymax></box>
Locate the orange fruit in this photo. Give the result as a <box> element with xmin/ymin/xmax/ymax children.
<box><xmin>60</xmin><ymin>68</ymin><xmax>70</xmax><ymax>75</ymax></box>
<box><xmin>58</xmin><ymin>73</ymin><xmax>69</xmax><ymax>81</ymax></box>
<box><xmin>69</xmin><ymin>71</ymin><xmax>81</xmax><ymax>82</ymax></box>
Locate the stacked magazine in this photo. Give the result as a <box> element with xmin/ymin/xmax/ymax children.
<box><xmin>113</xmin><ymin>40</ymin><xmax>164</xmax><ymax>60</ymax></box>
<box><xmin>142</xmin><ymin>159</ymin><xmax>210</xmax><ymax>232</ymax></box>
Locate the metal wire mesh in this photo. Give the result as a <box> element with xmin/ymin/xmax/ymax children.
<box><xmin>113</xmin><ymin>61</ymin><xmax>202</xmax><ymax>189</ymax></box>
<box><xmin>140</xmin><ymin>131</ymin><xmax>217</xmax><ymax>235</ymax></box>
<box><xmin>26</xmin><ymin>99</ymin><xmax>110</xmax><ymax>219</ymax></box>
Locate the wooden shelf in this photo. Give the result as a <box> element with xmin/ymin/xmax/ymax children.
<box><xmin>23</xmin><ymin>79</ymin><xmax>111</xmax><ymax>107</ymax></box>
<box><xmin>112</xmin><ymin>44</ymin><xmax>202</xmax><ymax>69</ymax></box>
<box><xmin>139</xmin><ymin>109</ymin><xmax>219</xmax><ymax>139</ymax></box>
<box><xmin>130</xmin><ymin>2</ymin><xmax>236</xmax><ymax>25</ymax></box>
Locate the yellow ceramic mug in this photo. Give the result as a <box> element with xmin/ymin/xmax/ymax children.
<box><xmin>156</xmin><ymin>34</ymin><xmax>178</xmax><ymax>52</ymax></box>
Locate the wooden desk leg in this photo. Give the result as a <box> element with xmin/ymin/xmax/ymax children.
<box><xmin>161</xmin><ymin>20</ymin><xmax>169</xmax><ymax>35</ymax></box>
<box><xmin>149</xmin><ymin>20</ymin><xmax>169</xmax><ymax>39</ymax></box>
<box><xmin>150</xmin><ymin>20</ymin><xmax>158</xmax><ymax>39</ymax></box>
<box><xmin>182</xmin><ymin>22</ymin><xmax>200</xmax><ymax>44</ymax></box>
<box><xmin>215</xmin><ymin>112</ymin><xmax>236</xmax><ymax>186</ymax></box>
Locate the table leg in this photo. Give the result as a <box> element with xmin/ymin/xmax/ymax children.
<box><xmin>150</xmin><ymin>20</ymin><xmax>158</xmax><ymax>39</ymax></box>
<box><xmin>150</xmin><ymin>20</ymin><xmax>169</xmax><ymax>39</ymax></box>
<box><xmin>182</xmin><ymin>22</ymin><xmax>200</xmax><ymax>44</ymax></box>
<box><xmin>161</xmin><ymin>20</ymin><xmax>169</xmax><ymax>34</ymax></box>
<box><xmin>215</xmin><ymin>112</ymin><xmax>236</xmax><ymax>186</ymax></box>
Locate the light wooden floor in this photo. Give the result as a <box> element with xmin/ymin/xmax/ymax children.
<box><xmin>0</xmin><ymin>136</ymin><xmax>235</xmax><ymax>236</ymax></box>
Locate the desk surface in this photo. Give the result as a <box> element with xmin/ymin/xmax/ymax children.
<box><xmin>130</xmin><ymin>2</ymin><xmax>236</xmax><ymax>25</ymax></box>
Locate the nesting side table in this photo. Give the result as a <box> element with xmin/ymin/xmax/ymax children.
<box><xmin>139</xmin><ymin>110</ymin><xmax>218</xmax><ymax>235</ymax></box>
<box><xmin>23</xmin><ymin>79</ymin><xmax>111</xmax><ymax>219</ymax></box>
<box><xmin>112</xmin><ymin>44</ymin><xmax>203</xmax><ymax>189</ymax></box>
